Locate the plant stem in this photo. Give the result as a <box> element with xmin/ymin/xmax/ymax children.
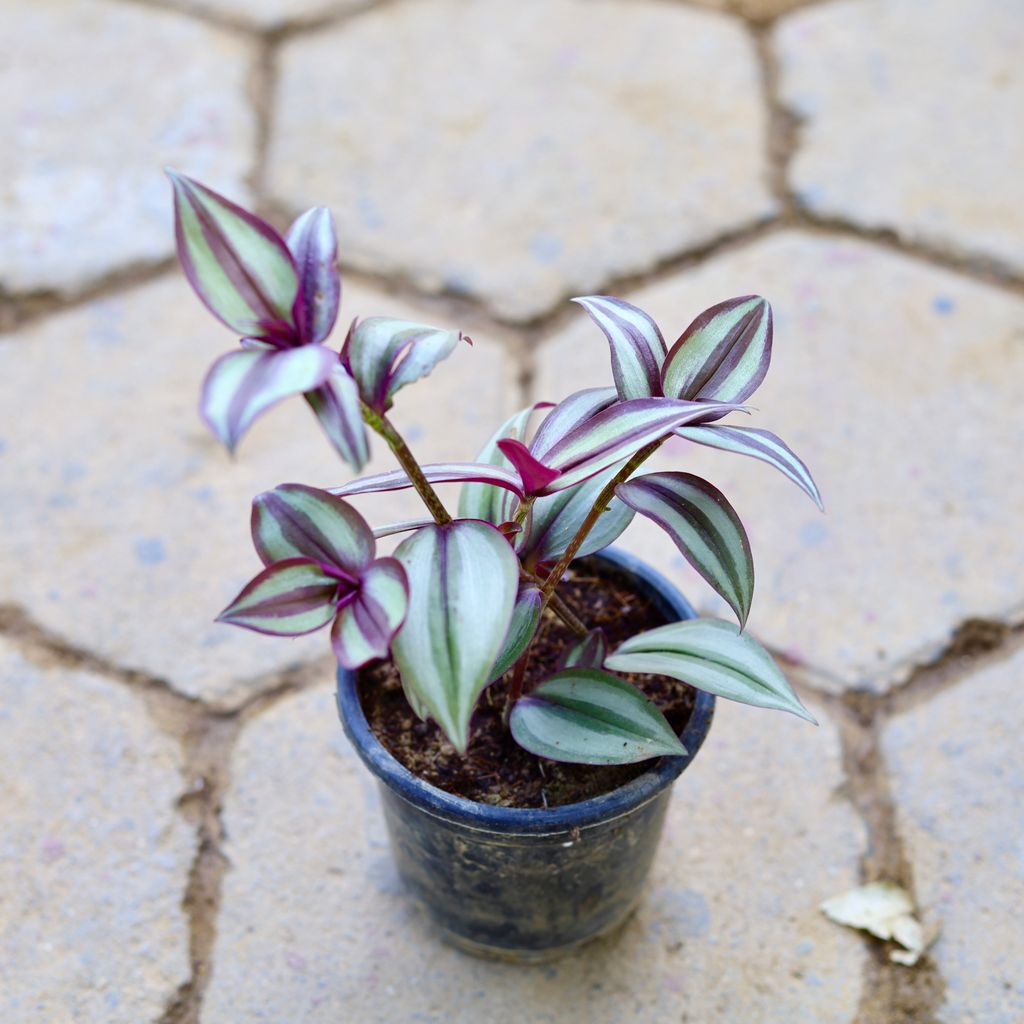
<box><xmin>539</xmin><ymin>439</ymin><xmax>663</xmax><ymax>604</ymax></box>
<box><xmin>362</xmin><ymin>405</ymin><xmax>452</xmax><ymax>526</ymax></box>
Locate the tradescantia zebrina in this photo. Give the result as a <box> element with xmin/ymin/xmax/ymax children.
<box><xmin>171</xmin><ymin>172</ymin><xmax>823</xmax><ymax>761</ymax></box>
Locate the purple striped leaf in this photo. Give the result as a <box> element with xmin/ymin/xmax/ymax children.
<box><xmin>519</xmin><ymin>464</ymin><xmax>634</xmax><ymax>567</ymax></box>
<box><xmin>373</xmin><ymin>518</ymin><xmax>435</xmax><ymax>539</ymax></box>
<box><xmin>573</xmin><ymin>296</ymin><xmax>666</xmax><ymax>400</ymax></box>
<box><xmin>331</xmin><ymin>462</ymin><xmax>526</xmax><ymax>501</ymax></box>
<box><xmin>305</xmin><ymin>365</ymin><xmax>369</xmax><ymax>470</ymax></box>
<box><xmin>606</xmin><ymin>619</ymin><xmax>816</xmax><ymax>722</ymax></box>
<box><xmin>530</xmin><ymin>387</ymin><xmax>618</xmax><ymax>462</ymax></box>
<box><xmin>536</xmin><ymin>397</ymin><xmax>741</xmax><ymax>495</ymax></box>
<box><xmin>561</xmin><ymin>628</ymin><xmax>608</xmax><ymax>670</ymax></box>
<box><xmin>251</xmin><ymin>484</ymin><xmax>374</xmax><ymax>574</ymax></box>
<box><xmin>661</xmin><ymin>296</ymin><xmax>772</xmax><ymax>411</ymax></box>
<box><xmin>675</xmin><ymin>424</ymin><xmax>823</xmax><ymax>510</ymax></box>
<box><xmin>200</xmin><ymin>345</ymin><xmax>336</xmax><ymax>452</ymax></box>
<box><xmin>391</xmin><ymin>521</ymin><xmax>518</xmax><ymax>752</ymax></box>
<box><xmin>488</xmin><ymin>585</ymin><xmax>543</xmax><ymax>683</ymax></box>
<box><xmin>616</xmin><ymin>472</ymin><xmax>754</xmax><ymax>627</ymax></box>
<box><xmin>510</xmin><ymin>669</ymin><xmax>685</xmax><ymax>765</ymax></box>
<box><xmin>217</xmin><ymin>557</ymin><xmax>341</xmax><ymax>636</ymax></box>
<box><xmin>343</xmin><ymin>317</ymin><xmax>467</xmax><ymax>413</ymax></box>
<box><xmin>458</xmin><ymin>403</ymin><xmax>549</xmax><ymax>524</ymax></box>
<box><xmin>167</xmin><ymin>170</ymin><xmax>298</xmax><ymax>341</ymax></box>
<box><xmin>286</xmin><ymin>207</ymin><xmax>341</xmax><ymax>345</ymax></box>
<box><xmin>331</xmin><ymin>557</ymin><xmax>409</xmax><ymax>669</ymax></box>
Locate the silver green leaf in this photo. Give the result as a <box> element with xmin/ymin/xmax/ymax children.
<box><xmin>391</xmin><ymin>521</ymin><xmax>518</xmax><ymax>752</ymax></box>
<box><xmin>561</xmin><ymin>628</ymin><xmax>608</xmax><ymax>670</ymax></box>
<box><xmin>606</xmin><ymin>619</ymin><xmax>816</xmax><ymax>722</ymax></box>
<box><xmin>488</xmin><ymin>585</ymin><xmax>543</xmax><ymax>683</ymax></box>
<box><xmin>509</xmin><ymin>669</ymin><xmax>686</xmax><ymax>765</ymax></box>
<box><xmin>616</xmin><ymin>471</ymin><xmax>754</xmax><ymax>627</ymax></box>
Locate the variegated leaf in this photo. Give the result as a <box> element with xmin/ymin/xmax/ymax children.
<box><xmin>391</xmin><ymin>521</ymin><xmax>518</xmax><ymax>752</ymax></box>
<box><xmin>661</xmin><ymin>296</ymin><xmax>772</xmax><ymax>409</ymax></box>
<box><xmin>675</xmin><ymin>424</ymin><xmax>824</xmax><ymax>510</ymax></box>
<box><xmin>373</xmin><ymin>518</ymin><xmax>435</xmax><ymax>539</ymax></box>
<box><xmin>495</xmin><ymin>439</ymin><xmax>561</xmax><ymax>495</ymax></box>
<box><xmin>305</xmin><ymin>364</ymin><xmax>369</xmax><ymax>471</ymax></box>
<box><xmin>616</xmin><ymin>472</ymin><xmax>754</xmax><ymax>627</ymax></box>
<box><xmin>573</xmin><ymin>295</ymin><xmax>666</xmax><ymax>400</ymax></box>
<box><xmin>344</xmin><ymin>317</ymin><xmax>466</xmax><ymax>413</ymax></box>
<box><xmin>509</xmin><ymin>669</ymin><xmax>685</xmax><ymax>765</ymax></box>
<box><xmin>606</xmin><ymin>619</ymin><xmax>815</xmax><ymax>722</ymax></box>
<box><xmin>530</xmin><ymin>387</ymin><xmax>618</xmax><ymax>462</ymax></box>
<box><xmin>331</xmin><ymin>462</ymin><xmax>525</xmax><ymax>501</ymax></box>
<box><xmin>217</xmin><ymin>557</ymin><xmax>340</xmax><ymax>636</ymax></box>
<box><xmin>286</xmin><ymin>207</ymin><xmax>341</xmax><ymax>345</ymax></box>
<box><xmin>536</xmin><ymin>397</ymin><xmax>741</xmax><ymax>495</ymax></box>
<box><xmin>167</xmin><ymin>170</ymin><xmax>298</xmax><ymax>340</ymax></box>
<box><xmin>331</xmin><ymin>557</ymin><xmax>409</xmax><ymax>669</ymax></box>
<box><xmin>519</xmin><ymin>464</ymin><xmax>635</xmax><ymax>567</ymax></box>
<box><xmin>200</xmin><ymin>345</ymin><xmax>336</xmax><ymax>452</ymax></box>
<box><xmin>488</xmin><ymin>585</ymin><xmax>543</xmax><ymax>683</ymax></box>
<box><xmin>458</xmin><ymin>404</ymin><xmax>547</xmax><ymax>523</ymax></box>
<box><xmin>251</xmin><ymin>483</ymin><xmax>374</xmax><ymax>573</ymax></box>
<box><xmin>561</xmin><ymin>628</ymin><xmax>608</xmax><ymax>670</ymax></box>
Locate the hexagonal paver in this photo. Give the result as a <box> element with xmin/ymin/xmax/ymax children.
<box><xmin>777</xmin><ymin>0</ymin><xmax>1024</xmax><ymax>276</ymax></box>
<box><xmin>882</xmin><ymin>648</ymin><xmax>1024</xmax><ymax>1023</ymax></box>
<box><xmin>165</xmin><ymin>0</ymin><xmax>368</xmax><ymax>31</ymax></box>
<box><xmin>535</xmin><ymin>231</ymin><xmax>1024</xmax><ymax>690</ymax></box>
<box><xmin>0</xmin><ymin>640</ymin><xmax>194</xmax><ymax>1022</ymax></box>
<box><xmin>0</xmin><ymin>274</ymin><xmax>515</xmax><ymax>707</ymax></box>
<box><xmin>0</xmin><ymin>0</ymin><xmax>255</xmax><ymax>296</ymax></box>
<box><xmin>268</xmin><ymin>0</ymin><xmax>775</xmax><ymax>322</ymax></box>
<box><xmin>204</xmin><ymin>685</ymin><xmax>864</xmax><ymax>1022</ymax></box>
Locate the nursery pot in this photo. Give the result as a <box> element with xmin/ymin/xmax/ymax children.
<box><xmin>335</xmin><ymin>547</ymin><xmax>716</xmax><ymax>963</ymax></box>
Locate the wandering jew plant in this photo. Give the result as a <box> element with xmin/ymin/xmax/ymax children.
<box><xmin>170</xmin><ymin>171</ymin><xmax>824</xmax><ymax>765</ymax></box>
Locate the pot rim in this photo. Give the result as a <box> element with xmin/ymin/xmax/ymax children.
<box><xmin>336</xmin><ymin>547</ymin><xmax>716</xmax><ymax>836</ymax></box>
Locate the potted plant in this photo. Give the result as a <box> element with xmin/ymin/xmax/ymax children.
<box><xmin>168</xmin><ymin>171</ymin><xmax>824</xmax><ymax>962</ymax></box>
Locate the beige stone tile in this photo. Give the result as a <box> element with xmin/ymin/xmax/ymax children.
<box><xmin>777</xmin><ymin>0</ymin><xmax>1024</xmax><ymax>276</ymax></box>
<box><xmin>268</xmin><ymin>0</ymin><xmax>775</xmax><ymax>323</ymax></box>
<box><xmin>203</xmin><ymin>684</ymin><xmax>864</xmax><ymax>1022</ymax></box>
<box><xmin>0</xmin><ymin>640</ymin><xmax>193</xmax><ymax>1022</ymax></box>
<box><xmin>534</xmin><ymin>230</ymin><xmax>1024</xmax><ymax>690</ymax></box>
<box><xmin>0</xmin><ymin>0</ymin><xmax>256</xmax><ymax>296</ymax></box>
<box><xmin>690</xmin><ymin>0</ymin><xmax>812</xmax><ymax>21</ymax></box>
<box><xmin>882</xmin><ymin>648</ymin><xmax>1024</xmax><ymax>1023</ymax></box>
<box><xmin>0</xmin><ymin>274</ymin><xmax>514</xmax><ymax>706</ymax></box>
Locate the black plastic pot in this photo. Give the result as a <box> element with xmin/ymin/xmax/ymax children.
<box><xmin>335</xmin><ymin>547</ymin><xmax>716</xmax><ymax>962</ymax></box>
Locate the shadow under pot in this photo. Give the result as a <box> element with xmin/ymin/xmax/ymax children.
<box><xmin>335</xmin><ymin>546</ymin><xmax>716</xmax><ymax>963</ymax></box>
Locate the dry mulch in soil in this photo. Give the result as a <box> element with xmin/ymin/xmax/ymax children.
<box><xmin>357</xmin><ymin>557</ymin><xmax>697</xmax><ymax>809</ymax></box>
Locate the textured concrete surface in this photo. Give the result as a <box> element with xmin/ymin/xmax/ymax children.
<box><xmin>535</xmin><ymin>231</ymin><xmax>1024</xmax><ymax>690</ymax></box>
<box><xmin>204</xmin><ymin>686</ymin><xmax>864</xmax><ymax>1023</ymax></box>
<box><xmin>0</xmin><ymin>0</ymin><xmax>255</xmax><ymax>296</ymax></box>
<box><xmin>0</xmin><ymin>276</ymin><xmax>513</xmax><ymax>707</ymax></box>
<box><xmin>0</xmin><ymin>640</ymin><xmax>194</xmax><ymax>1023</ymax></box>
<box><xmin>268</xmin><ymin>0</ymin><xmax>775</xmax><ymax>322</ymax></box>
<box><xmin>883</xmin><ymin>649</ymin><xmax>1024</xmax><ymax>1024</ymax></box>
<box><xmin>777</xmin><ymin>0</ymin><xmax>1024</xmax><ymax>276</ymax></box>
<box><xmin>2</xmin><ymin>0</ymin><xmax>1021</xmax><ymax>1018</ymax></box>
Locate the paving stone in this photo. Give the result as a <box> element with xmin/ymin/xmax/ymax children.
<box><xmin>0</xmin><ymin>275</ymin><xmax>514</xmax><ymax>707</ymax></box>
<box><xmin>268</xmin><ymin>0</ymin><xmax>775</xmax><ymax>323</ymax></box>
<box><xmin>0</xmin><ymin>0</ymin><xmax>255</xmax><ymax>296</ymax></box>
<box><xmin>882</xmin><ymin>649</ymin><xmax>1024</xmax><ymax>1023</ymax></box>
<box><xmin>691</xmin><ymin>0</ymin><xmax>810</xmax><ymax>21</ymax></box>
<box><xmin>776</xmin><ymin>0</ymin><xmax>1024</xmax><ymax>277</ymax></box>
<box><xmin>534</xmin><ymin>231</ymin><xmax>1024</xmax><ymax>690</ymax></box>
<box><xmin>166</xmin><ymin>0</ymin><xmax>368</xmax><ymax>30</ymax></box>
<box><xmin>0</xmin><ymin>640</ymin><xmax>193</xmax><ymax>1022</ymax></box>
<box><xmin>204</xmin><ymin>684</ymin><xmax>863</xmax><ymax>1023</ymax></box>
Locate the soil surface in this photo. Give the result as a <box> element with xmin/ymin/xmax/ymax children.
<box><xmin>358</xmin><ymin>557</ymin><xmax>696</xmax><ymax>808</ymax></box>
